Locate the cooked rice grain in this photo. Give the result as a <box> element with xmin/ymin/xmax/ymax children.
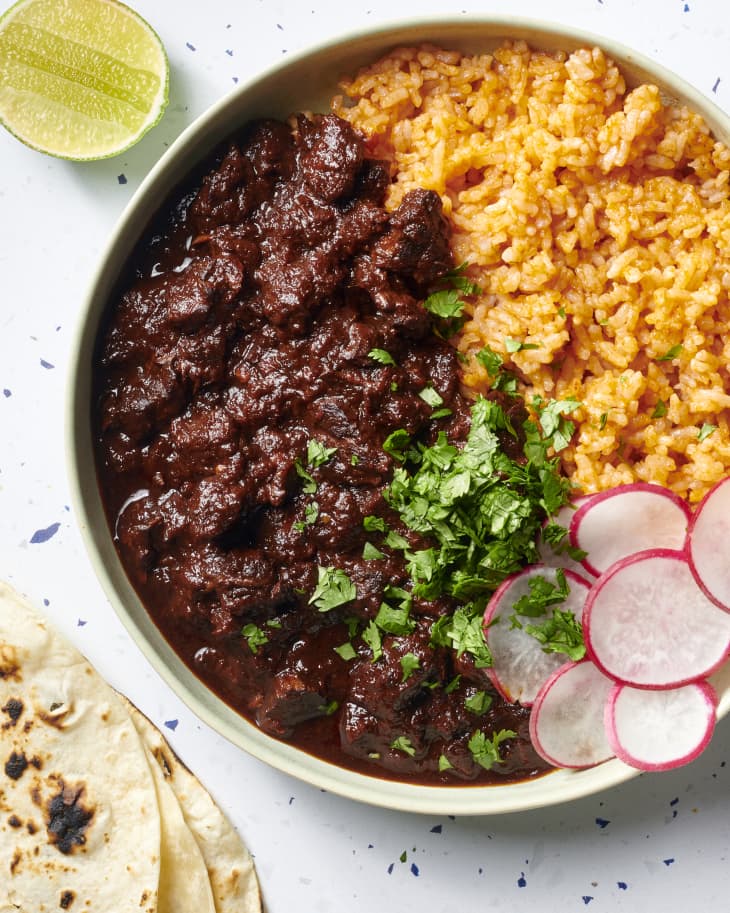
<box><xmin>333</xmin><ymin>42</ymin><xmax>730</xmax><ymax>502</ymax></box>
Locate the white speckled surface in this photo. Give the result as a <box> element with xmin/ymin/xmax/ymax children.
<box><xmin>2</xmin><ymin>0</ymin><xmax>730</xmax><ymax>909</ymax></box>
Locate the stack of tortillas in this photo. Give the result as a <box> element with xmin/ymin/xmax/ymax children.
<box><xmin>0</xmin><ymin>581</ymin><xmax>262</xmax><ymax>912</ymax></box>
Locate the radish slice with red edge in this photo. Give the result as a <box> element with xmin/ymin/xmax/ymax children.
<box><xmin>570</xmin><ymin>482</ymin><xmax>690</xmax><ymax>577</ymax></box>
<box><xmin>537</xmin><ymin>496</ymin><xmax>596</xmax><ymax>577</ymax></box>
<box><xmin>484</xmin><ymin>566</ymin><xmax>591</xmax><ymax>705</ymax></box>
<box><xmin>605</xmin><ymin>680</ymin><xmax>717</xmax><ymax>771</ymax></box>
<box><xmin>529</xmin><ymin>660</ymin><xmax>615</xmax><ymax>768</ymax></box>
<box><xmin>583</xmin><ymin>549</ymin><xmax>730</xmax><ymax>688</ymax></box>
<box><xmin>687</xmin><ymin>477</ymin><xmax>730</xmax><ymax>612</ymax></box>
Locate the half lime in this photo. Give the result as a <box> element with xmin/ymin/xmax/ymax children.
<box><xmin>0</xmin><ymin>0</ymin><xmax>169</xmax><ymax>160</ymax></box>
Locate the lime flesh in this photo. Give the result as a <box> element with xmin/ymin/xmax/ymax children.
<box><xmin>0</xmin><ymin>0</ymin><xmax>169</xmax><ymax>160</ymax></box>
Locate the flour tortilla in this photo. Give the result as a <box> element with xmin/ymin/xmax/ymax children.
<box><xmin>123</xmin><ymin>701</ymin><xmax>262</xmax><ymax>913</ymax></box>
<box><xmin>0</xmin><ymin>582</ymin><xmax>160</xmax><ymax>912</ymax></box>
<box><xmin>142</xmin><ymin>742</ymin><xmax>217</xmax><ymax>913</ymax></box>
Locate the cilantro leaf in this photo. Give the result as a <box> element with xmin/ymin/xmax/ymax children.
<box><xmin>383</xmin><ymin>428</ymin><xmax>412</xmax><ymax>462</ymax></box>
<box><xmin>438</xmin><ymin>753</ymin><xmax>453</xmax><ymax>772</ymax></box>
<box><xmin>476</xmin><ymin>345</ymin><xmax>503</xmax><ymax>376</ymax></box>
<box><xmin>464</xmin><ymin>690</ymin><xmax>493</xmax><ymax>715</ymax></box>
<box><xmin>363</xmin><ymin>515</ymin><xmax>387</xmax><ymax>533</ymax></box>
<box><xmin>363</xmin><ymin>541</ymin><xmax>386</xmax><ymax>560</ymax></box>
<box><xmin>510</xmin><ymin>569</ymin><xmax>570</xmax><ymax>618</ymax></box>
<box><xmin>657</xmin><ymin>344</ymin><xmax>683</xmax><ymax>362</ymax></box>
<box><xmin>391</xmin><ymin>736</ymin><xmax>417</xmax><ymax>757</ymax></box>
<box><xmin>468</xmin><ymin>728</ymin><xmax>515</xmax><ymax>770</ymax></box>
<box><xmin>422</xmin><ymin>288</ymin><xmax>464</xmax><ymax>319</ymax></box>
<box><xmin>368</xmin><ymin>348</ymin><xmax>396</xmax><ymax>366</ymax></box>
<box><xmin>309</xmin><ymin>566</ymin><xmax>357</xmax><ymax>612</ymax></box>
<box><xmin>375</xmin><ymin>601</ymin><xmax>416</xmax><ymax>636</ymax></box>
<box><xmin>293</xmin><ymin>501</ymin><xmax>319</xmax><ymax>532</ymax></box>
<box><xmin>294</xmin><ymin>459</ymin><xmax>317</xmax><ymax>494</ymax></box>
<box><xmin>400</xmin><ymin>652</ymin><xmax>421</xmax><ymax>682</ymax></box>
<box><xmin>241</xmin><ymin>623</ymin><xmax>269</xmax><ymax>655</ymax></box>
<box><xmin>698</xmin><ymin>423</ymin><xmax>717</xmax><ymax>442</ymax></box>
<box><xmin>651</xmin><ymin>400</ymin><xmax>667</xmax><ymax>419</ymax></box>
<box><xmin>523</xmin><ymin>609</ymin><xmax>586</xmax><ymax>660</ymax></box>
<box><xmin>307</xmin><ymin>439</ymin><xmax>337</xmax><ymax>468</ymax></box>
<box><xmin>334</xmin><ymin>641</ymin><xmax>357</xmax><ymax>661</ymax></box>
<box><xmin>504</xmin><ymin>337</ymin><xmax>539</xmax><ymax>353</ymax></box>
<box><xmin>361</xmin><ymin>620</ymin><xmax>383</xmax><ymax>662</ymax></box>
<box><xmin>419</xmin><ymin>385</ymin><xmax>445</xmax><ymax>408</ymax></box>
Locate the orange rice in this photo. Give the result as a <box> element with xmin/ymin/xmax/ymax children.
<box><xmin>332</xmin><ymin>42</ymin><xmax>730</xmax><ymax>503</ymax></box>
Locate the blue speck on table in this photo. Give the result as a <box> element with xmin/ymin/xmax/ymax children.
<box><xmin>164</xmin><ymin>719</ymin><xmax>179</xmax><ymax>731</ymax></box>
<box><xmin>30</xmin><ymin>522</ymin><xmax>60</xmax><ymax>544</ymax></box>
<box><xmin>40</xmin><ymin>359</ymin><xmax>54</xmax><ymax>369</ymax></box>
<box><xmin>517</xmin><ymin>872</ymin><xmax>527</xmax><ymax>887</ymax></box>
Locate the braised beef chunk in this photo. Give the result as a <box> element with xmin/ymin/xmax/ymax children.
<box><xmin>94</xmin><ymin>114</ymin><xmax>548</xmax><ymax>786</ymax></box>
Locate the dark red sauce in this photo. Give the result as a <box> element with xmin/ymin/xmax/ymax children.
<box><xmin>93</xmin><ymin>113</ymin><xmax>550</xmax><ymax>785</ymax></box>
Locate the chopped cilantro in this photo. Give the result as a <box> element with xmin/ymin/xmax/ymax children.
<box><xmin>464</xmin><ymin>691</ymin><xmax>493</xmax><ymax>715</ymax></box>
<box><xmin>532</xmin><ymin>397</ymin><xmax>581</xmax><ymax>453</ymax></box>
<box><xmin>334</xmin><ymin>641</ymin><xmax>357</xmax><ymax>661</ymax></box>
<box><xmin>351</xmin><ymin>453</ymin><xmax>360</xmax><ymax>466</ymax></box>
<box><xmin>374</xmin><ymin>601</ymin><xmax>415</xmax><ymax>636</ymax></box>
<box><xmin>293</xmin><ymin>501</ymin><xmax>319</xmax><ymax>532</ymax></box>
<box><xmin>380</xmin><ymin>395</ymin><xmax>573</xmax><ymax>669</ymax></box>
<box><xmin>468</xmin><ymin>728</ymin><xmax>515</xmax><ymax>770</ymax></box>
<box><xmin>363</xmin><ymin>541</ymin><xmax>386</xmax><ymax>560</ymax></box>
<box><xmin>422</xmin><ymin>288</ymin><xmax>464</xmax><ymax>319</ymax></box>
<box><xmin>390</xmin><ymin>381</ymin><xmax>399</xmax><ymax>392</ymax></box>
<box><xmin>504</xmin><ymin>337</ymin><xmax>539</xmax><ymax>353</ymax></box>
<box><xmin>557</xmin><ymin>306</ymin><xmax>566</xmax><ymax>318</ymax></box>
<box><xmin>307</xmin><ymin>439</ymin><xmax>337</xmax><ymax>468</ymax></box>
<box><xmin>363</xmin><ymin>515</ymin><xmax>387</xmax><ymax>533</ymax></box>
<box><xmin>383</xmin><ymin>428</ymin><xmax>412</xmax><ymax>463</ymax></box>
<box><xmin>322</xmin><ymin>700</ymin><xmax>339</xmax><ymax>716</ymax></box>
<box><xmin>444</xmin><ymin>262</ymin><xmax>482</xmax><ymax>295</ymax></box>
<box><xmin>265</xmin><ymin>618</ymin><xmax>282</xmax><ymax>629</ymax></box>
<box><xmin>698</xmin><ymin>423</ymin><xmax>717</xmax><ymax>442</ymax></box>
<box><xmin>476</xmin><ymin>345</ymin><xmax>503</xmax><ymax>376</ymax></box>
<box><xmin>443</xmin><ymin>674</ymin><xmax>462</xmax><ymax>694</ymax></box>
<box><xmin>430</xmin><ymin>407</ymin><xmax>453</xmax><ymax>420</ymax></box>
<box><xmin>361</xmin><ymin>620</ymin><xmax>382</xmax><ymax>662</ymax></box>
<box><xmin>391</xmin><ymin>736</ymin><xmax>417</xmax><ymax>757</ymax></box>
<box><xmin>400</xmin><ymin>652</ymin><xmax>421</xmax><ymax>682</ymax></box>
<box><xmin>241</xmin><ymin>623</ymin><xmax>268</xmax><ymax>654</ymax></box>
<box><xmin>309</xmin><ymin>566</ymin><xmax>357</xmax><ymax>612</ymax></box>
<box><xmin>511</xmin><ymin>569</ymin><xmax>570</xmax><ymax>618</ymax></box>
<box><xmin>294</xmin><ymin>459</ymin><xmax>316</xmax><ymax>494</ymax></box>
<box><xmin>523</xmin><ymin>609</ymin><xmax>586</xmax><ymax>660</ymax></box>
<box><xmin>652</xmin><ymin>400</ymin><xmax>668</xmax><ymax>419</ymax></box>
<box><xmin>438</xmin><ymin>753</ymin><xmax>453</xmax><ymax>772</ymax></box>
<box><xmin>368</xmin><ymin>348</ymin><xmax>397</xmax><ymax>366</ymax></box>
<box><xmin>599</xmin><ymin>412</ymin><xmax>609</xmax><ymax>430</ymax></box>
<box><xmin>419</xmin><ymin>385</ymin><xmax>444</xmax><ymax>408</ymax></box>
<box><xmin>657</xmin><ymin>344</ymin><xmax>683</xmax><ymax>362</ymax></box>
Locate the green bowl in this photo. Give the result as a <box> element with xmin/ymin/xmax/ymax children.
<box><xmin>66</xmin><ymin>15</ymin><xmax>730</xmax><ymax>815</ymax></box>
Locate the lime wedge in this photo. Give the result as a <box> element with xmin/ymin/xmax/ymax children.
<box><xmin>0</xmin><ymin>0</ymin><xmax>168</xmax><ymax>160</ymax></box>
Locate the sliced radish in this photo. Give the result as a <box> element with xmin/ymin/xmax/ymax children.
<box><xmin>484</xmin><ymin>566</ymin><xmax>591</xmax><ymax>705</ymax></box>
<box><xmin>688</xmin><ymin>477</ymin><xmax>730</xmax><ymax>612</ymax></box>
<box><xmin>538</xmin><ymin>496</ymin><xmax>596</xmax><ymax>577</ymax></box>
<box><xmin>605</xmin><ymin>680</ymin><xmax>717</xmax><ymax>771</ymax></box>
<box><xmin>570</xmin><ymin>483</ymin><xmax>690</xmax><ymax>577</ymax></box>
<box><xmin>529</xmin><ymin>660</ymin><xmax>615</xmax><ymax>768</ymax></box>
<box><xmin>583</xmin><ymin>549</ymin><xmax>730</xmax><ymax>688</ymax></box>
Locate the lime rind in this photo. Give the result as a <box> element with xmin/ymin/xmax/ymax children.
<box><xmin>0</xmin><ymin>0</ymin><xmax>169</xmax><ymax>161</ymax></box>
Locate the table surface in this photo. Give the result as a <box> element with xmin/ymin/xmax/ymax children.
<box><xmin>2</xmin><ymin>0</ymin><xmax>730</xmax><ymax>909</ymax></box>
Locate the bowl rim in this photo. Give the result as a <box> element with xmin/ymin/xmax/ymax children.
<box><xmin>65</xmin><ymin>12</ymin><xmax>730</xmax><ymax>816</ymax></box>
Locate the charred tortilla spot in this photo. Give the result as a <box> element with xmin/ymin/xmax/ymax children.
<box><xmin>0</xmin><ymin>645</ymin><xmax>21</xmax><ymax>681</ymax></box>
<box><xmin>4</xmin><ymin>750</ymin><xmax>29</xmax><ymax>780</ymax></box>
<box><xmin>27</xmin><ymin>819</ymin><xmax>37</xmax><ymax>834</ymax></box>
<box><xmin>1</xmin><ymin>697</ymin><xmax>23</xmax><ymax>723</ymax></box>
<box><xmin>8</xmin><ymin>813</ymin><xmax>22</xmax><ymax>827</ymax></box>
<box><xmin>60</xmin><ymin>889</ymin><xmax>76</xmax><ymax>909</ymax></box>
<box><xmin>46</xmin><ymin>780</ymin><xmax>94</xmax><ymax>855</ymax></box>
<box><xmin>10</xmin><ymin>849</ymin><xmax>21</xmax><ymax>873</ymax></box>
<box><xmin>153</xmin><ymin>746</ymin><xmax>172</xmax><ymax>777</ymax></box>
